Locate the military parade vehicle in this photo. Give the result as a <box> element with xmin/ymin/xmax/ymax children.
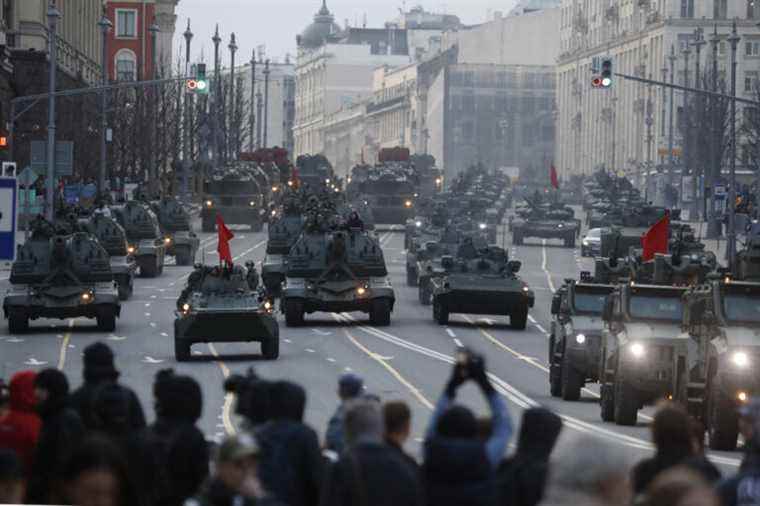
<box><xmin>429</xmin><ymin>242</ymin><xmax>533</xmax><ymax>328</ymax></box>
<box><xmin>111</xmin><ymin>200</ymin><xmax>166</xmax><ymax>277</ymax></box>
<box><xmin>296</xmin><ymin>154</ymin><xmax>335</xmax><ymax>191</ymax></box>
<box><xmin>3</xmin><ymin>218</ymin><xmax>120</xmax><ymax>332</ymax></box>
<box><xmin>202</xmin><ymin>164</ymin><xmax>265</xmax><ymax>232</ymax></box>
<box><xmin>81</xmin><ymin>214</ymin><xmax>137</xmax><ymax>300</ymax></box>
<box><xmin>280</xmin><ymin>225</ymin><xmax>394</xmax><ymax>327</ymax></box>
<box><xmin>151</xmin><ymin>197</ymin><xmax>200</xmax><ymax>266</ymax></box>
<box><xmin>261</xmin><ymin>198</ymin><xmax>304</xmax><ymax>295</ymax></box>
<box><xmin>549</xmin><ymin>273</ymin><xmax>615</xmax><ymax>401</ymax></box>
<box><xmin>511</xmin><ymin>196</ymin><xmax>579</xmax><ymax>247</ymax></box>
<box><xmin>356</xmin><ymin>168</ymin><xmax>417</xmax><ymax>225</ymax></box>
<box><xmin>174</xmin><ymin>262</ymin><xmax>279</xmax><ymax>361</ymax></box>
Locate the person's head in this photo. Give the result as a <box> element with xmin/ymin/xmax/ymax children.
<box><xmin>739</xmin><ymin>397</ymin><xmax>760</xmax><ymax>445</ymax></box>
<box><xmin>60</xmin><ymin>435</ymin><xmax>132</xmax><ymax>506</ymax></box>
<box><xmin>383</xmin><ymin>401</ymin><xmax>411</xmax><ymax>446</ymax></box>
<box><xmin>687</xmin><ymin>417</ymin><xmax>706</xmax><ymax>456</ymax></box>
<box><xmin>92</xmin><ymin>383</ymin><xmax>132</xmax><ymax>435</ymax></box>
<box><xmin>650</xmin><ymin>402</ymin><xmax>693</xmax><ymax>458</ymax></box>
<box><xmin>215</xmin><ymin>434</ymin><xmax>260</xmax><ymax>492</ymax></box>
<box><xmin>344</xmin><ymin>396</ymin><xmax>384</xmax><ymax>447</ymax></box>
<box><xmin>644</xmin><ymin>467</ymin><xmax>720</xmax><ymax>506</ymax></box>
<box><xmin>436</xmin><ymin>404</ymin><xmax>477</xmax><ymax>439</ymax></box>
<box><xmin>338</xmin><ymin>373</ymin><xmax>363</xmax><ymax>401</ymax></box>
<box><xmin>7</xmin><ymin>370</ymin><xmax>37</xmax><ymax>413</ymax></box>
<box><xmin>153</xmin><ymin>370</ymin><xmax>202</xmax><ymax>423</ymax></box>
<box><xmin>34</xmin><ymin>368</ymin><xmax>69</xmax><ymax>413</ymax></box>
<box><xmin>516</xmin><ymin>407</ymin><xmax>563</xmax><ymax>459</ymax></box>
<box><xmin>82</xmin><ymin>342</ymin><xmax>119</xmax><ymax>384</ymax></box>
<box><xmin>0</xmin><ymin>449</ymin><xmax>25</xmax><ymax>504</ymax></box>
<box><xmin>543</xmin><ymin>434</ymin><xmax>632</xmax><ymax>506</ymax></box>
<box><xmin>268</xmin><ymin>381</ymin><xmax>306</xmax><ymax>421</ymax></box>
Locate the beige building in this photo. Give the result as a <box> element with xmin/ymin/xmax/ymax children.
<box><xmin>322</xmin><ymin>102</ymin><xmax>366</xmax><ymax>176</ymax></box>
<box><xmin>364</xmin><ymin>63</ymin><xmax>418</xmax><ymax>160</ymax></box>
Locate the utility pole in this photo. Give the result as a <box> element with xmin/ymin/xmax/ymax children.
<box><xmin>256</xmin><ymin>90</ymin><xmax>263</xmax><ymax>149</ymax></box>
<box><xmin>263</xmin><ymin>59</ymin><xmax>270</xmax><ymax>148</ymax></box>
<box><xmin>46</xmin><ymin>2</ymin><xmax>60</xmax><ymax>221</ymax></box>
<box><xmin>182</xmin><ymin>20</ymin><xmax>193</xmax><ymax>200</ymax></box>
<box><xmin>212</xmin><ymin>25</ymin><xmax>221</xmax><ymax>167</ymax></box>
<box><xmin>691</xmin><ymin>26</ymin><xmax>705</xmax><ymax>220</ymax></box>
<box><xmin>707</xmin><ymin>24</ymin><xmax>720</xmax><ymax>238</ymax></box>
<box><xmin>645</xmin><ymin>80</ymin><xmax>654</xmax><ymax>202</ymax></box>
<box><xmin>250</xmin><ymin>51</ymin><xmax>256</xmax><ymax>152</ymax></box>
<box><xmin>682</xmin><ymin>40</ymin><xmax>691</xmax><ymax>215</ymax></box>
<box><xmin>228</xmin><ymin>33</ymin><xmax>237</xmax><ymax>159</ymax></box>
<box><xmin>728</xmin><ymin>20</ymin><xmax>740</xmax><ymax>273</ymax></box>
<box><xmin>98</xmin><ymin>12</ymin><xmax>112</xmax><ymax>198</ymax></box>
<box><xmin>149</xmin><ymin>20</ymin><xmax>160</xmax><ymax>195</ymax></box>
<box><xmin>667</xmin><ymin>45</ymin><xmax>677</xmax><ymax>208</ymax></box>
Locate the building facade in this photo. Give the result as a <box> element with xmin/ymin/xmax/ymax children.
<box><xmin>105</xmin><ymin>0</ymin><xmax>157</xmax><ymax>81</ymax></box>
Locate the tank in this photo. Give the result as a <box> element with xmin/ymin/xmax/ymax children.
<box><xmin>511</xmin><ymin>196</ymin><xmax>579</xmax><ymax>247</ymax></box>
<box><xmin>174</xmin><ymin>262</ymin><xmax>279</xmax><ymax>361</ymax></box>
<box><xmin>3</xmin><ymin>223</ymin><xmax>120</xmax><ymax>332</ymax></box>
<box><xmin>280</xmin><ymin>228</ymin><xmax>395</xmax><ymax>326</ymax></box>
<box><xmin>81</xmin><ymin>214</ymin><xmax>137</xmax><ymax>300</ymax></box>
<box><xmin>201</xmin><ymin>166</ymin><xmax>265</xmax><ymax>232</ymax></box>
<box><xmin>152</xmin><ymin>197</ymin><xmax>200</xmax><ymax>265</ymax></box>
<box><xmin>429</xmin><ymin>244</ymin><xmax>534</xmax><ymax>328</ymax></box>
<box><xmin>261</xmin><ymin>203</ymin><xmax>304</xmax><ymax>295</ymax></box>
<box><xmin>111</xmin><ymin>201</ymin><xmax>166</xmax><ymax>277</ymax></box>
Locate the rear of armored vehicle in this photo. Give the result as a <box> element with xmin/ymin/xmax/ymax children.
<box><xmin>202</xmin><ymin>178</ymin><xmax>264</xmax><ymax>232</ymax></box>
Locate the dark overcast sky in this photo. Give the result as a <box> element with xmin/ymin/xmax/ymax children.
<box><xmin>174</xmin><ymin>0</ymin><xmax>519</xmax><ymax>68</ymax></box>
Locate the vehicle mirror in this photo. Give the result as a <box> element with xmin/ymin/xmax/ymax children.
<box><xmin>508</xmin><ymin>260</ymin><xmax>521</xmax><ymax>273</ymax></box>
<box><xmin>550</xmin><ymin>295</ymin><xmax>561</xmax><ymax>315</ymax></box>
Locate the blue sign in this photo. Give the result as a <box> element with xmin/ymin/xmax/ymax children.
<box><xmin>0</xmin><ymin>177</ymin><xmax>18</xmax><ymax>262</ymax></box>
<box><xmin>64</xmin><ymin>183</ymin><xmax>82</xmax><ymax>204</ymax></box>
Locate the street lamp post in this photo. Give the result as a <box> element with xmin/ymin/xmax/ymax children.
<box><xmin>728</xmin><ymin>21</ymin><xmax>741</xmax><ymax>273</ymax></box>
<box><xmin>667</xmin><ymin>45</ymin><xmax>677</xmax><ymax>207</ymax></box>
<box><xmin>707</xmin><ymin>25</ymin><xmax>721</xmax><ymax>238</ymax></box>
<box><xmin>98</xmin><ymin>12</ymin><xmax>112</xmax><ymax>199</ymax></box>
<box><xmin>228</xmin><ymin>33</ymin><xmax>237</xmax><ymax>159</ymax></box>
<box><xmin>148</xmin><ymin>20</ymin><xmax>160</xmax><ymax>195</ymax></box>
<box><xmin>691</xmin><ymin>27</ymin><xmax>705</xmax><ymax>220</ymax></box>
<box><xmin>182</xmin><ymin>20</ymin><xmax>193</xmax><ymax>200</ymax></box>
<box><xmin>212</xmin><ymin>25</ymin><xmax>221</xmax><ymax>166</ymax></box>
<box><xmin>682</xmin><ymin>42</ymin><xmax>691</xmax><ymax>214</ymax></box>
<box><xmin>45</xmin><ymin>2</ymin><xmax>61</xmax><ymax>221</ymax></box>
<box><xmin>645</xmin><ymin>80</ymin><xmax>654</xmax><ymax>202</ymax></box>
<box><xmin>263</xmin><ymin>59</ymin><xmax>270</xmax><ymax>148</ymax></box>
<box><xmin>256</xmin><ymin>90</ymin><xmax>263</xmax><ymax>149</ymax></box>
<box><xmin>250</xmin><ymin>51</ymin><xmax>256</xmax><ymax>152</ymax></box>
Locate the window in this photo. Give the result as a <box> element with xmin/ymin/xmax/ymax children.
<box><xmin>747</xmin><ymin>40</ymin><xmax>760</xmax><ymax>57</ymax></box>
<box><xmin>116</xmin><ymin>9</ymin><xmax>137</xmax><ymax>38</ymax></box>
<box><xmin>681</xmin><ymin>0</ymin><xmax>694</xmax><ymax>18</ymax></box>
<box><xmin>719</xmin><ymin>41</ymin><xmax>726</xmax><ymax>56</ymax></box>
<box><xmin>714</xmin><ymin>0</ymin><xmax>727</xmax><ymax>19</ymax></box>
<box><xmin>115</xmin><ymin>50</ymin><xmax>136</xmax><ymax>81</ymax></box>
<box><xmin>750</xmin><ymin>0</ymin><xmax>759</xmax><ymax>19</ymax></box>
<box><xmin>746</xmin><ymin>72</ymin><xmax>759</xmax><ymax>93</ymax></box>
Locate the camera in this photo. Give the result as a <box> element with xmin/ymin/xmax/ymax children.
<box><xmin>455</xmin><ymin>347</ymin><xmax>484</xmax><ymax>378</ymax></box>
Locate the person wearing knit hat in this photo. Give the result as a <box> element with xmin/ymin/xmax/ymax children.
<box><xmin>325</xmin><ymin>373</ymin><xmax>364</xmax><ymax>454</ymax></box>
<box><xmin>68</xmin><ymin>341</ymin><xmax>146</xmax><ymax>430</ymax></box>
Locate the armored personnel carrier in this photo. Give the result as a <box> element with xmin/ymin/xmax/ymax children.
<box><xmin>152</xmin><ymin>197</ymin><xmax>199</xmax><ymax>266</ymax></box>
<box><xmin>511</xmin><ymin>198</ymin><xmax>578</xmax><ymax>247</ymax></box>
<box><xmin>81</xmin><ymin>214</ymin><xmax>137</xmax><ymax>300</ymax></box>
<box><xmin>429</xmin><ymin>244</ymin><xmax>533</xmax><ymax>328</ymax></box>
<box><xmin>549</xmin><ymin>273</ymin><xmax>615</xmax><ymax>401</ymax></box>
<box><xmin>3</xmin><ymin>220</ymin><xmax>120</xmax><ymax>332</ymax></box>
<box><xmin>111</xmin><ymin>201</ymin><xmax>166</xmax><ymax>277</ymax></box>
<box><xmin>201</xmin><ymin>166</ymin><xmax>264</xmax><ymax>232</ymax></box>
<box><xmin>174</xmin><ymin>262</ymin><xmax>278</xmax><ymax>361</ymax></box>
<box><xmin>261</xmin><ymin>200</ymin><xmax>304</xmax><ymax>295</ymax></box>
<box><xmin>280</xmin><ymin>228</ymin><xmax>394</xmax><ymax>326</ymax></box>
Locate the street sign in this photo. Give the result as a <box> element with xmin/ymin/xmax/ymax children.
<box><xmin>0</xmin><ymin>176</ymin><xmax>17</xmax><ymax>263</ymax></box>
<box><xmin>17</xmin><ymin>166</ymin><xmax>38</xmax><ymax>187</ymax></box>
<box><xmin>30</xmin><ymin>140</ymin><xmax>75</xmax><ymax>176</ymax></box>
<box><xmin>715</xmin><ymin>184</ymin><xmax>726</xmax><ymax>196</ymax></box>
<box><xmin>2</xmin><ymin>162</ymin><xmax>16</xmax><ymax>176</ymax></box>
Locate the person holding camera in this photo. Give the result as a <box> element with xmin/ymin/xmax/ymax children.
<box><xmin>422</xmin><ymin>349</ymin><xmax>512</xmax><ymax>506</ymax></box>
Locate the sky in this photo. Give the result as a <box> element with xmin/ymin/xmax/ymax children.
<box><xmin>174</xmin><ymin>0</ymin><xmax>520</xmax><ymax>68</ymax></box>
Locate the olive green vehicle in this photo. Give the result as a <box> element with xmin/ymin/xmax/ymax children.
<box><xmin>280</xmin><ymin>229</ymin><xmax>395</xmax><ymax>327</ymax></box>
<box><xmin>111</xmin><ymin>201</ymin><xmax>166</xmax><ymax>277</ymax></box>
<box><xmin>174</xmin><ymin>262</ymin><xmax>279</xmax><ymax>361</ymax></box>
<box><xmin>151</xmin><ymin>197</ymin><xmax>200</xmax><ymax>266</ymax></box>
<box><xmin>3</xmin><ymin>220</ymin><xmax>120</xmax><ymax>333</ymax></box>
<box><xmin>430</xmin><ymin>245</ymin><xmax>533</xmax><ymax>328</ymax></box>
<box><xmin>510</xmin><ymin>198</ymin><xmax>578</xmax><ymax>247</ymax></box>
<box><xmin>549</xmin><ymin>276</ymin><xmax>614</xmax><ymax>401</ymax></box>
<box><xmin>599</xmin><ymin>283</ymin><xmax>689</xmax><ymax>425</ymax></box>
<box><xmin>201</xmin><ymin>168</ymin><xmax>265</xmax><ymax>232</ymax></box>
<box><xmin>261</xmin><ymin>209</ymin><xmax>304</xmax><ymax>295</ymax></box>
<box><xmin>81</xmin><ymin>214</ymin><xmax>137</xmax><ymax>300</ymax></box>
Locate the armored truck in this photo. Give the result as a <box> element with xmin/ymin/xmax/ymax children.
<box><xmin>111</xmin><ymin>201</ymin><xmax>166</xmax><ymax>277</ymax></box>
<box><xmin>3</xmin><ymin>224</ymin><xmax>120</xmax><ymax>332</ymax></box>
<box><xmin>202</xmin><ymin>169</ymin><xmax>264</xmax><ymax>232</ymax></box>
<box><xmin>152</xmin><ymin>197</ymin><xmax>200</xmax><ymax>266</ymax></box>
<box><xmin>174</xmin><ymin>262</ymin><xmax>279</xmax><ymax>361</ymax></box>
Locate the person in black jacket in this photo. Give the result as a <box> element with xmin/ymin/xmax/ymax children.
<box><xmin>718</xmin><ymin>398</ymin><xmax>760</xmax><ymax>506</ymax></box>
<box><xmin>496</xmin><ymin>407</ymin><xmax>562</xmax><ymax>506</ymax></box>
<box><xmin>255</xmin><ymin>381</ymin><xmax>323</xmax><ymax>506</ymax></box>
<box><xmin>27</xmin><ymin>368</ymin><xmax>85</xmax><ymax>504</ymax></box>
<box><xmin>148</xmin><ymin>369</ymin><xmax>209</xmax><ymax>506</ymax></box>
<box><xmin>383</xmin><ymin>400</ymin><xmax>418</xmax><ymax>471</ymax></box>
<box><xmin>423</xmin><ymin>351</ymin><xmax>512</xmax><ymax>506</ymax></box>
<box><xmin>320</xmin><ymin>396</ymin><xmax>422</xmax><ymax>506</ymax></box>
<box><xmin>68</xmin><ymin>342</ymin><xmax>145</xmax><ymax>430</ymax></box>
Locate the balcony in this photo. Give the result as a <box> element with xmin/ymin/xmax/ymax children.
<box><xmin>49</xmin><ymin>28</ymin><xmax>101</xmax><ymax>85</ymax></box>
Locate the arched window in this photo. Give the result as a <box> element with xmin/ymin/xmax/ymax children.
<box><xmin>115</xmin><ymin>49</ymin><xmax>137</xmax><ymax>81</ymax></box>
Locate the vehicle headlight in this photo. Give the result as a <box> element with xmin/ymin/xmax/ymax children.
<box><xmin>81</xmin><ymin>291</ymin><xmax>92</xmax><ymax>302</ymax></box>
<box><xmin>249</xmin><ymin>201</ymin><xmax>256</xmax><ymax>207</ymax></box>
<box><xmin>575</xmin><ymin>333</ymin><xmax>586</xmax><ymax>344</ymax></box>
<box><xmin>164</xmin><ymin>237</ymin><xmax>172</xmax><ymax>245</ymax></box>
<box><xmin>357</xmin><ymin>286</ymin><xmax>367</xmax><ymax>296</ymax></box>
<box><xmin>629</xmin><ymin>342</ymin><xmax>645</xmax><ymax>359</ymax></box>
<box><xmin>287</xmin><ymin>180</ymin><xmax>294</xmax><ymax>187</ymax></box>
<box><xmin>272</xmin><ymin>186</ymin><xmax>279</xmax><ymax>192</ymax></box>
<box><xmin>263</xmin><ymin>300</ymin><xmax>272</xmax><ymax>311</ymax></box>
<box><xmin>558</xmin><ymin>223</ymin><xmax>564</xmax><ymax>228</ymax></box>
<box><xmin>479</xmin><ymin>223</ymin><xmax>487</xmax><ymax>230</ymax></box>
<box><xmin>732</xmin><ymin>351</ymin><xmax>749</xmax><ymax>368</ymax></box>
<box><xmin>738</xmin><ymin>391</ymin><xmax>749</xmax><ymax>402</ymax></box>
<box><xmin>127</xmin><ymin>245</ymin><xmax>136</xmax><ymax>254</ymax></box>
<box><xmin>522</xmin><ymin>286</ymin><xmax>529</xmax><ymax>292</ymax></box>
<box><xmin>325</xmin><ymin>178</ymin><xmax>331</xmax><ymax>184</ymax></box>
<box><xmin>205</xmin><ymin>200</ymin><xmax>213</xmax><ymax>207</ymax></box>
<box><xmin>271</xmin><ymin>209</ymin><xmax>277</xmax><ymax>217</ymax></box>
<box><xmin>405</xmin><ymin>200</ymin><xmax>413</xmax><ymax>208</ymax></box>
<box><xmin>582</xmin><ymin>239</ymin><xmax>590</xmax><ymax>246</ymax></box>
<box><xmin>415</xmin><ymin>221</ymin><xmax>422</xmax><ymax>227</ymax></box>
<box><xmin>436</xmin><ymin>177</ymin><xmax>442</xmax><ymax>185</ymax></box>
<box><xmin>182</xmin><ymin>303</ymin><xmax>190</xmax><ymax>313</ymax></box>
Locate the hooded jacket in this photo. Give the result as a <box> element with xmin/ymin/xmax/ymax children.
<box><xmin>718</xmin><ymin>441</ymin><xmax>760</xmax><ymax>506</ymax></box>
<box><xmin>496</xmin><ymin>408</ymin><xmax>562</xmax><ymax>506</ymax></box>
<box><xmin>27</xmin><ymin>369</ymin><xmax>85</xmax><ymax>504</ymax></box>
<box><xmin>0</xmin><ymin>371</ymin><xmax>41</xmax><ymax>476</ymax></box>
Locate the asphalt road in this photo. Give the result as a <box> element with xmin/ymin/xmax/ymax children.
<box><xmin>0</xmin><ymin>213</ymin><xmax>744</xmax><ymax>472</ymax></box>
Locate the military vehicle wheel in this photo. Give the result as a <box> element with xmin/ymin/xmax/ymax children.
<box><xmin>561</xmin><ymin>355</ymin><xmax>583</xmax><ymax>401</ymax></box>
<box><xmin>262</xmin><ymin>338</ymin><xmax>280</xmax><ymax>360</ymax></box>
<box><xmin>175</xmin><ymin>337</ymin><xmax>191</xmax><ymax>362</ymax></box>
<box><xmin>510</xmin><ymin>306</ymin><xmax>528</xmax><ymax>330</ymax></box>
<box><xmin>564</xmin><ymin>235</ymin><xmax>576</xmax><ymax>248</ymax></box>
<box><xmin>118</xmin><ymin>278</ymin><xmax>133</xmax><ymax>301</ymax></box>
<box><xmin>581</xmin><ymin>245</ymin><xmax>588</xmax><ymax>257</ymax></box>
<box><xmin>370</xmin><ymin>299</ymin><xmax>391</xmax><ymax>326</ymax></box>
<box><xmin>175</xmin><ymin>246</ymin><xmax>193</xmax><ymax>266</ymax></box>
<box><xmin>97</xmin><ymin>308</ymin><xmax>117</xmax><ymax>332</ymax></box>
<box><xmin>284</xmin><ymin>299</ymin><xmax>304</xmax><ymax>327</ymax></box>
<box><xmin>418</xmin><ymin>282</ymin><xmax>432</xmax><ymax>306</ymax></box>
<box><xmin>433</xmin><ymin>298</ymin><xmax>449</xmax><ymax>325</ymax></box>
<box><xmin>140</xmin><ymin>262</ymin><xmax>159</xmax><ymax>278</ymax></box>
<box><xmin>614</xmin><ymin>378</ymin><xmax>638</xmax><ymax>426</ymax></box>
<box><xmin>7</xmin><ymin>310</ymin><xmax>28</xmax><ymax>333</ymax></box>
<box><xmin>708</xmin><ymin>385</ymin><xmax>739</xmax><ymax>451</ymax></box>
<box><xmin>549</xmin><ymin>336</ymin><xmax>562</xmax><ymax>397</ymax></box>
<box><xmin>513</xmin><ymin>231</ymin><xmax>523</xmax><ymax>245</ymax></box>
<box><xmin>202</xmin><ymin>218</ymin><xmax>214</xmax><ymax>233</ymax></box>
<box><xmin>406</xmin><ymin>268</ymin><xmax>418</xmax><ymax>286</ymax></box>
<box><xmin>600</xmin><ymin>384</ymin><xmax>615</xmax><ymax>421</ymax></box>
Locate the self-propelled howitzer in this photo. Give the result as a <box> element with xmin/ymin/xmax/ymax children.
<box><xmin>151</xmin><ymin>197</ymin><xmax>200</xmax><ymax>266</ymax></box>
<box><xmin>81</xmin><ymin>214</ymin><xmax>137</xmax><ymax>300</ymax></box>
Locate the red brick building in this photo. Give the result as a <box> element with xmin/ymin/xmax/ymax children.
<box><xmin>104</xmin><ymin>0</ymin><xmax>157</xmax><ymax>81</ymax></box>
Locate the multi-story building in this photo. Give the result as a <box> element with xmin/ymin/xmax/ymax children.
<box><xmin>322</xmin><ymin>102</ymin><xmax>366</xmax><ymax>176</ymax></box>
<box><xmin>364</xmin><ymin>63</ymin><xmax>418</xmax><ymax>160</ymax></box>
<box><xmin>557</xmin><ymin>0</ymin><xmax>760</xmax><ymax>201</ymax></box>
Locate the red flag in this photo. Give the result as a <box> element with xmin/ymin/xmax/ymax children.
<box><xmin>216</xmin><ymin>214</ymin><xmax>235</xmax><ymax>265</ymax></box>
<box><xmin>550</xmin><ymin>164</ymin><xmax>559</xmax><ymax>189</ymax></box>
<box><xmin>641</xmin><ymin>212</ymin><xmax>670</xmax><ymax>261</ymax></box>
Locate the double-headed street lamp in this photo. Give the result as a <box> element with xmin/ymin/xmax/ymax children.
<box><xmin>45</xmin><ymin>2</ymin><xmax>61</xmax><ymax>221</ymax></box>
<box><xmin>98</xmin><ymin>12</ymin><xmax>112</xmax><ymax>197</ymax></box>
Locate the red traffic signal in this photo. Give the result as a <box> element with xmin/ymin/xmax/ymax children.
<box><xmin>591</xmin><ymin>77</ymin><xmax>602</xmax><ymax>88</ymax></box>
<box><xmin>185</xmin><ymin>79</ymin><xmax>208</xmax><ymax>93</ymax></box>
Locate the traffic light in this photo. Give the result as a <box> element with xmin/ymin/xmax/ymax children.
<box><xmin>600</xmin><ymin>58</ymin><xmax>613</xmax><ymax>87</ymax></box>
<box><xmin>186</xmin><ymin>63</ymin><xmax>208</xmax><ymax>94</ymax></box>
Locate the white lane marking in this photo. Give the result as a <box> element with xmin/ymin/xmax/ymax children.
<box><xmin>150</xmin><ymin>322</ymin><xmax>157</xmax><ymax>328</ymax></box>
<box><xmin>143</xmin><ymin>356</ymin><xmax>164</xmax><ymax>364</ymax></box>
<box><xmin>327</xmin><ymin>357</ymin><xmax>336</xmax><ymax>363</ymax></box>
<box><xmin>57</xmin><ymin>319</ymin><xmax>74</xmax><ymax>370</ymax></box>
<box><xmin>305</xmin><ymin>348</ymin><xmax>316</xmax><ymax>353</ymax></box>
<box><xmin>453</xmin><ymin>338</ymin><xmax>463</xmax><ymax>347</ymax></box>
<box><xmin>541</xmin><ymin>239</ymin><xmax>556</xmax><ymax>293</ymax></box>
<box><xmin>528</xmin><ymin>315</ymin><xmax>537</xmax><ymax>324</ymax></box>
<box><xmin>207</xmin><ymin>343</ymin><xmax>236</xmax><ymax>436</ymax></box>
<box><xmin>311</xmin><ymin>329</ymin><xmax>332</xmax><ymax>336</ymax></box>
<box><xmin>284</xmin><ymin>338</ymin><xmax>292</xmax><ymax>343</ymax></box>
<box><xmin>445</xmin><ymin>327</ymin><xmax>456</xmax><ymax>338</ymax></box>
<box><xmin>535</xmin><ymin>324</ymin><xmax>547</xmax><ymax>334</ymax></box>
<box><xmin>6</xmin><ymin>337</ymin><xmax>24</xmax><ymax>343</ymax></box>
<box><xmin>145</xmin><ymin>312</ymin><xmax>151</xmax><ymax>317</ymax></box>
<box><xmin>25</xmin><ymin>357</ymin><xmax>48</xmax><ymax>366</ymax></box>
<box><xmin>160</xmin><ymin>332</ymin><xmax>169</xmax><ymax>337</ymax></box>
<box><xmin>107</xmin><ymin>334</ymin><xmax>126</xmax><ymax>341</ymax></box>
<box><xmin>344</xmin><ymin>366</ymin><xmax>353</xmax><ymax>372</ymax></box>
